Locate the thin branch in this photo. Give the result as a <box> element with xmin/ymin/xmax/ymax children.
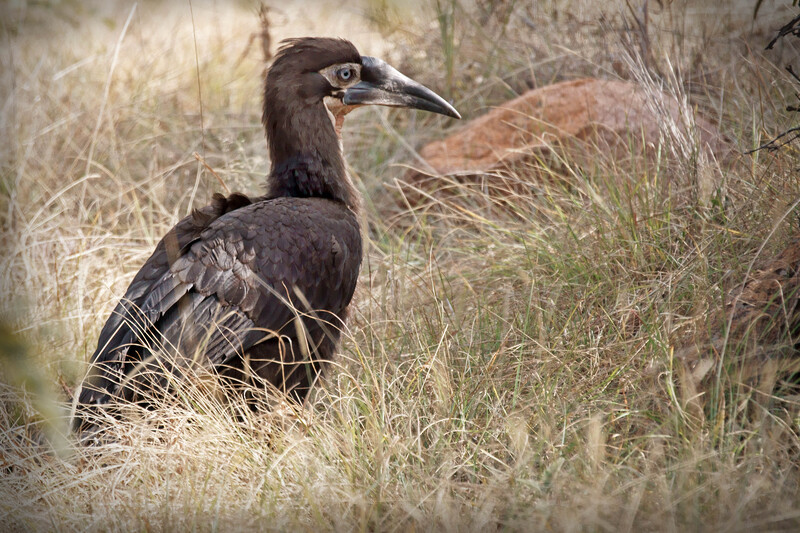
<box><xmin>766</xmin><ymin>12</ymin><xmax>800</xmax><ymax>50</ymax></box>
<box><xmin>751</xmin><ymin>11</ymin><xmax>800</xmax><ymax>155</ymax></box>
<box><xmin>745</xmin><ymin>126</ymin><xmax>800</xmax><ymax>154</ymax></box>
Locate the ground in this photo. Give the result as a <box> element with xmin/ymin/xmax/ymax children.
<box><xmin>1</xmin><ymin>0</ymin><xmax>799</xmax><ymax>531</ymax></box>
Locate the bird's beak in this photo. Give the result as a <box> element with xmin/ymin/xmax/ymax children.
<box><xmin>343</xmin><ymin>56</ymin><xmax>461</xmax><ymax>119</ymax></box>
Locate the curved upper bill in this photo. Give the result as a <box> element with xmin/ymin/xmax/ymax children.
<box><xmin>343</xmin><ymin>56</ymin><xmax>461</xmax><ymax>119</ymax></box>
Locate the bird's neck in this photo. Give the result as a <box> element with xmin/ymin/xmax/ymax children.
<box><xmin>264</xmin><ymin>104</ymin><xmax>360</xmax><ymax>212</ymax></box>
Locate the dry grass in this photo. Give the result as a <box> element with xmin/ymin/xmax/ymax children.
<box><xmin>2</xmin><ymin>0</ymin><xmax>800</xmax><ymax>530</ymax></box>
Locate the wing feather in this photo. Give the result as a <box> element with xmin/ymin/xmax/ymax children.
<box><xmin>76</xmin><ymin>195</ymin><xmax>361</xmax><ymax>432</ymax></box>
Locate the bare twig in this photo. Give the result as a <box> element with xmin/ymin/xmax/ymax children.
<box><xmin>234</xmin><ymin>2</ymin><xmax>274</xmax><ymax>68</ymax></box>
<box><xmin>745</xmin><ymin>127</ymin><xmax>800</xmax><ymax>153</ymax></box>
<box><xmin>748</xmin><ymin>11</ymin><xmax>800</xmax><ymax>154</ymax></box>
<box><xmin>766</xmin><ymin>13</ymin><xmax>800</xmax><ymax>50</ymax></box>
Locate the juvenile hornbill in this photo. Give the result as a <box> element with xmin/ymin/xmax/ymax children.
<box><xmin>72</xmin><ymin>37</ymin><xmax>459</xmax><ymax>437</ymax></box>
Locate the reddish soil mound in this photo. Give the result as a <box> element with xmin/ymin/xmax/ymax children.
<box><xmin>402</xmin><ymin>78</ymin><xmax>729</xmax><ymax>202</ymax></box>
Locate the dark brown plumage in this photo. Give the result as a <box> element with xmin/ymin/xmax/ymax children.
<box><xmin>73</xmin><ymin>37</ymin><xmax>459</xmax><ymax>438</ymax></box>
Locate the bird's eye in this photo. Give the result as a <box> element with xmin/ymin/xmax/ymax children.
<box><xmin>337</xmin><ymin>68</ymin><xmax>353</xmax><ymax>82</ymax></box>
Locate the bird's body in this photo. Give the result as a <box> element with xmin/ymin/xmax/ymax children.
<box><xmin>73</xmin><ymin>37</ymin><xmax>459</xmax><ymax>437</ymax></box>
<box><xmin>80</xmin><ymin>194</ymin><xmax>361</xmax><ymax>405</ymax></box>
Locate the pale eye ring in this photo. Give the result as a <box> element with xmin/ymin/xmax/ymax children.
<box><xmin>337</xmin><ymin>67</ymin><xmax>353</xmax><ymax>82</ymax></box>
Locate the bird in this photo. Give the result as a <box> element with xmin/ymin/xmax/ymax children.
<box><xmin>72</xmin><ymin>37</ymin><xmax>460</xmax><ymax>438</ymax></box>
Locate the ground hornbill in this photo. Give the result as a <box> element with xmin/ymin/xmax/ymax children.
<box><xmin>73</xmin><ymin>37</ymin><xmax>459</xmax><ymax>438</ymax></box>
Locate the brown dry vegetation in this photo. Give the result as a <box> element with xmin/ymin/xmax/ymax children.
<box><xmin>1</xmin><ymin>0</ymin><xmax>800</xmax><ymax>531</ymax></box>
<box><xmin>400</xmin><ymin>77</ymin><xmax>732</xmax><ymax>205</ymax></box>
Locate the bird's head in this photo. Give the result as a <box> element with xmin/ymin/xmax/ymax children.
<box><xmin>263</xmin><ymin>37</ymin><xmax>460</xmax><ymax>137</ymax></box>
<box><xmin>262</xmin><ymin>37</ymin><xmax>459</xmax><ymax>207</ymax></box>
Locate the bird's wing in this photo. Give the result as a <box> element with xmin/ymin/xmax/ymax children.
<box><xmin>172</xmin><ymin>197</ymin><xmax>363</xmax><ymax>349</ymax></box>
<box><xmin>78</xmin><ymin>193</ymin><xmax>253</xmax><ymax>405</ymax></box>
<box><xmin>78</xmin><ymin>196</ymin><xmax>361</xmax><ymax>407</ymax></box>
